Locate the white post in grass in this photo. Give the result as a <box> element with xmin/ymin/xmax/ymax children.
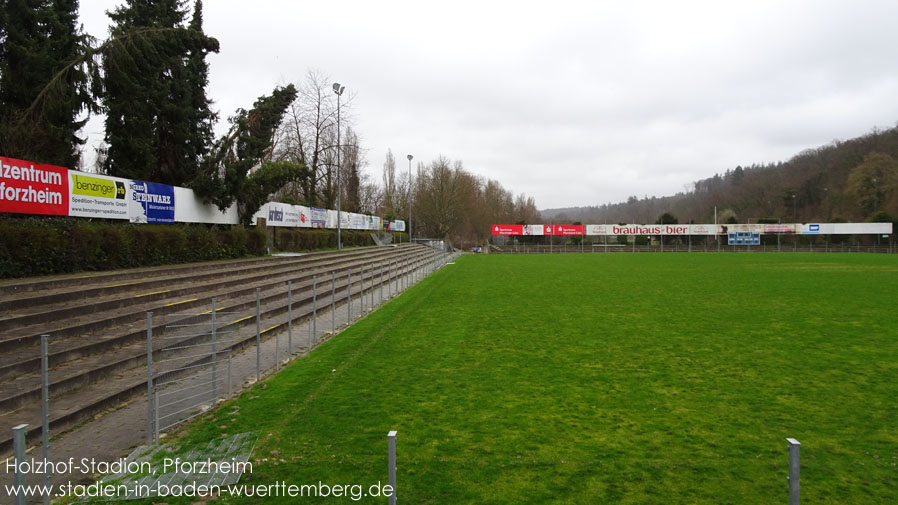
<box><xmin>787</xmin><ymin>438</ymin><xmax>800</xmax><ymax>505</ymax></box>
<box><xmin>388</xmin><ymin>430</ymin><xmax>397</xmax><ymax>505</ymax></box>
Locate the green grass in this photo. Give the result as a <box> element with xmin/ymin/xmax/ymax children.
<box><xmin>172</xmin><ymin>253</ymin><xmax>897</xmax><ymax>504</ymax></box>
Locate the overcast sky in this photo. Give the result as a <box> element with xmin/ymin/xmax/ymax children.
<box><xmin>77</xmin><ymin>0</ymin><xmax>898</xmax><ymax>210</ymax></box>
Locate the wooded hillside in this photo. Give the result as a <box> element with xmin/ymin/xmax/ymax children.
<box><xmin>544</xmin><ymin>126</ymin><xmax>898</xmax><ymax>225</ymax></box>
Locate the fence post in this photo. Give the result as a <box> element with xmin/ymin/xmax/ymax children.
<box><xmin>369</xmin><ymin>265</ymin><xmax>374</xmax><ymax>309</ymax></box>
<box><xmin>146</xmin><ymin>312</ymin><xmax>154</xmax><ymax>445</ymax></box>
<box><xmin>256</xmin><ymin>288</ymin><xmax>261</xmax><ymax>382</ymax></box>
<box><xmin>153</xmin><ymin>387</ymin><xmax>160</xmax><ymax>444</ymax></box>
<box><xmin>211</xmin><ymin>299</ymin><xmax>218</xmax><ymax>399</ymax></box>
<box><xmin>332</xmin><ymin>271</ymin><xmax>336</xmax><ymax>334</ymax></box>
<box><xmin>13</xmin><ymin>423</ymin><xmax>28</xmax><ymax>505</ymax></box>
<box><xmin>41</xmin><ymin>334</ymin><xmax>51</xmax><ymax>504</ymax></box>
<box><xmin>288</xmin><ymin>281</ymin><xmax>293</xmax><ymax>356</ymax></box>
<box><xmin>360</xmin><ymin>268</ymin><xmax>365</xmax><ymax>313</ymax></box>
<box><xmin>787</xmin><ymin>438</ymin><xmax>800</xmax><ymax>505</ymax></box>
<box><xmin>227</xmin><ymin>351</ymin><xmax>232</xmax><ymax>397</ymax></box>
<box><xmin>313</xmin><ymin>276</ymin><xmax>318</xmax><ymax>344</ymax></box>
<box><xmin>347</xmin><ymin>271</ymin><xmax>352</xmax><ymax>321</ymax></box>
<box><xmin>380</xmin><ymin>264</ymin><xmax>384</xmax><ymax>306</ymax></box>
<box><xmin>388</xmin><ymin>430</ymin><xmax>397</xmax><ymax>505</ymax></box>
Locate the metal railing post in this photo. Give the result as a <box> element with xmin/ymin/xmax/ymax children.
<box><xmin>388</xmin><ymin>430</ymin><xmax>397</xmax><ymax>505</ymax></box>
<box><xmin>255</xmin><ymin>288</ymin><xmax>261</xmax><ymax>382</ymax></box>
<box><xmin>313</xmin><ymin>276</ymin><xmax>318</xmax><ymax>344</ymax></box>
<box><xmin>146</xmin><ymin>312</ymin><xmax>154</xmax><ymax>445</ymax></box>
<box><xmin>211</xmin><ymin>299</ymin><xmax>218</xmax><ymax>399</ymax></box>
<box><xmin>227</xmin><ymin>351</ymin><xmax>232</xmax><ymax>397</ymax></box>
<box><xmin>13</xmin><ymin>424</ymin><xmax>28</xmax><ymax>505</ymax></box>
<box><xmin>153</xmin><ymin>387</ymin><xmax>160</xmax><ymax>444</ymax></box>
<box><xmin>787</xmin><ymin>438</ymin><xmax>801</xmax><ymax>505</ymax></box>
<box><xmin>332</xmin><ymin>271</ymin><xmax>336</xmax><ymax>334</ymax></box>
<box><xmin>347</xmin><ymin>271</ymin><xmax>352</xmax><ymax>321</ymax></box>
<box><xmin>41</xmin><ymin>334</ymin><xmax>51</xmax><ymax>504</ymax></box>
<box><xmin>288</xmin><ymin>281</ymin><xmax>293</xmax><ymax>356</ymax></box>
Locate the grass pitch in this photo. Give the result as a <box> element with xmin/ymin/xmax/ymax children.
<box><xmin>174</xmin><ymin>253</ymin><xmax>897</xmax><ymax>504</ymax></box>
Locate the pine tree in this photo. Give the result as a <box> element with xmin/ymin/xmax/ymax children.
<box><xmin>101</xmin><ymin>0</ymin><xmax>218</xmax><ymax>185</ymax></box>
<box><xmin>192</xmin><ymin>85</ymin><xmax>305</xmax><ymax>224</ymax></box>
<box><xmin>0</xmin><ymin>0</ymin><xmax>93</xmax><ymax>167</ymax></box>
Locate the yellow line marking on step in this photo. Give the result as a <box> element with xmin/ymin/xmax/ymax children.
<box><xmin>135</xmin><ymin>289</ymin><xmax>170</xmax><ymax>298</ymax></box>
<box><xmin>233</xmin><ymin>315</ymin><xmax>254</xmax><ymax>324</ymax></box>
<box><xmin>198</xmin><ymin>306</ymin><xmax>227</xmax><ymax>315</ymax></box>
<box><xmin>105</xmin><ymin>282</ymin><xmax>138</xmax><ymax>288</ymax></box>
<box><xmin>165</xmin><ymin>298</ymin><xmax>197</xmax><ymax>307</ymax></box>
<box><xmin>261</xmin><ymin>325</ymin><xmax>278</xmax><ymax>334</ymax></box>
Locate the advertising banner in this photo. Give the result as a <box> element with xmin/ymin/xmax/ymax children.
<box><xmin>491</xmin><ymin>224</ymin><xmax>523</xmax><ymax>235</ymax></box>
<box><xmin>585</xmin><ymin>224</ymin><xmax>611</xmax><ymax>235</ymax></box>
<box><xmin>68</xmin><ymin>171</ymin><xmax>129</xmax><ymax>219</ymax></box>
<box><xmin>265</xmin><ymin>202</ymin><xmax>304</xmax><ymax>227</ymax></box>
<box><xmin>325</xmin><ymin>210</ymin><xmax>338</xmax><ymax>229</ymax></box>
<box><xmin>297</xmin><ymin>205</ymin><xmax>311</xmax><ymax>228</ymax></box>
<box><xmin>0</xmin><ymin>156</ymin><xmax>68</xmax><ymax>215</ymax></box>
<box><xmin>720</xmin><ymin>223</ymin><xmax>763</xmax><ymax>234</ymax></box>
<box><xmin>175</xmin><ymin>187</ymin><xmax>237</xmax><ymax>224</ymax></box>
<box><xmin>688</xmin><ymin>224</ymin><xmax>719</xmax><ymax>235</ymax></box>
<box><xmin>549</xmin><ymin>224</ymin><xmax>585</xmax><ymax>235</ymax></box>
<box><xmin>801</xmin><ymin>223</ymin><xmax>892</xmax><ymax>235</ymax></box>
<box><xmin>351</xmin><ymin>213</ymin><xmax>365</xmax><ymax>230</ymax></box>
<box><xmin>763</xmin><ymin>224</ymin><xmax>796</xmax><ymax>234</ymax></box>
<box><xmin>523</xmin><ymin>224</ymin><xmax>544</xmax><ymax>235</ymax></box>
<box><xmin>129</xmin><ymin>180</ymin><xmax>174</xmax><ymax>223</ymax></box>
<box><xmin>310</xmin><ymin>207</ymin><xmax>326</xmax><ymax>228</ymax></box>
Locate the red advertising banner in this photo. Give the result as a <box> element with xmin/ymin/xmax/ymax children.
<box><xmin>555</xmin><ymin>224</ymin><xmax>585</xmax><ymax>235</ymax></box>
<box><xmin>0</xmin><ymin>156</ymin><xmax>69</xmax><ymax>215</ymax></box>
<box><xmin>491</xmin><ymin>224</ymin><xmax>524</xmax><ymax>235</ymax></box>
<box><xmin>543</xmin><ymin>224</ymin><xmax>585</xmax><ymax>235</ymax></box>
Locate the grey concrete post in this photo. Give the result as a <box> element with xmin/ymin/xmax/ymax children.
<box><xmin>146</xmin><ymin>312</ymin><xmax>153</xmax><ymax>445</ymax></box>
<box><xmin>288</xmin><ymin>281</ymin><xmax>293</xmax><ymax>355</ymax></box>
<box><xmin>13</xmin><ymin>423</ymin><xmax>28</xmax><ymax>505</ymax></box>
<box><xmin>313</xmin><ymin>276</ymin><xmax>318</xmax><ymax>344</ymax></box>
<box><xmin>153</xmin><ymin>387</ymin><xmax>160</xmax><ymax>443</ymax></box>
<box><xmin>332</xmin><ymin>271</ymin><xmax>336</xmax><ymax>334</ymax></box>
<box><xmin>255</xmin><ymin>288</ymin><xmax>261</xmax><ymax>382</ymax></box>
<box><xmin>227</xmin><ymin>351</ymin><xmax>232</xmax><ymax>397</ymax></box>
<box><xmin>360</xmin><ymin>268</ymin><xmax>365</xmax><ymax>313</ymax></box>
<box><xmin>41</xmin><ymin>335</ymin><xmax>50</xmax><ymax>505</ymax></box>
<box><xmin>787</xmin><ymin>438</ymin><xmax>800</xmax><ymax>505</ymax></box>
<box><xmin>347</xmin><ymin>271</ymin><xmax>352</xmax><ymax>321</ymax></box>
<box><xmin>211</xmin><ymin>299</ymin><xmax>218</xmax><ymax>398</ymax></box>
<box><xmin>380</xmin><ymin>264</ymin><xmax>384</xmax><ymax>305</ymax></box>
<box><xmin>388</xmin><ymin>430</ymin><xmax>397</xmax><ymax>505</ymax></box>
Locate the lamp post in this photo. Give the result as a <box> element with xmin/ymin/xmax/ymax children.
<box><xmin>407</xmin><ymin>154</ymin><xmax>413</xmax><ymax>242</ymax></box>
<box><xmin>333</xmin><ymin>82</ymin><xmax>345</xmax><ymax>249</ymax></box>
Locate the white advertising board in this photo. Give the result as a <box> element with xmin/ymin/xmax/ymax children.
<box><xmin>175</xmin><ymin>187</ymin><xmax>238</xmax><ymax>224</ymax></box>
<box><xmin>68</xmin><ymin>171</ymin><xmax>130</xmax><ymax>219</ymax></box>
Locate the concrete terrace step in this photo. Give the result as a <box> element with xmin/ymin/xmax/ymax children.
<box><xmin>0</xmin><ymin>246</ymin><xmax>386</xmax><ymax>313</ymax></box>
<box><xmin>0</xmin><ymin>246</ymin><xmax>413</xmax><ymax>352</ymax></box>
<box><xmin>0</xmin><ymin>247</ymin><xmax>424</xmax><ymax>381</ymax></box>
<box><xmin>0</xmin><ymin>245</ymin><xmax>444</xmax><ymax>455</ymax></box>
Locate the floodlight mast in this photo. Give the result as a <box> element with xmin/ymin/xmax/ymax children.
<box><xmin>333</xmin><ymin>83</ymin><xmax>345</xmax><ymax>249</ymax></box>
<box><xmin>407</xmin><ymin>154</ymin><xmax>413</xmax><ymax>242</ymax></box>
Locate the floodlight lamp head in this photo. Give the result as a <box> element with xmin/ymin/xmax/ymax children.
<box><xmin>332</xmin><ymin>83</ymin><xmax>345</xmax><ymax>95</ymax></box>
<box><xmin>407</xmin><ymin>154</ymin><xmax>413</xmax><ymax>161</ymax></box>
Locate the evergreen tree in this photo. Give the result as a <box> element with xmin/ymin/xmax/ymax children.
<box><xmin>192</xmin><ymin>84</ymin><xmax>306</xmax><ymax>224</ymax></box>
<box><xmin>0</xmin><ymin>0</ymin><xmax>93</xmax><ymax>167</ymax></box>
<box><xmin>101</xmin><ymin>0</ymin><xmax>218</xmax><ymax>185</ymax></box>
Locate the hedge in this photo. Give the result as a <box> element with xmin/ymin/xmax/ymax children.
<box><xmin>0</xmin><ymin>217</ymin><xmax>268</xmax><ymax>278</ymax></box>
<box><xmin>271</xmin><ymin>228</ymin><xmax>408</xmax><ymax>252</ymax></box>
